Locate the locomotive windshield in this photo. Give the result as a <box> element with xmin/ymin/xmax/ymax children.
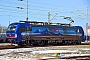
<box><xmin>7</xmin><ymin>23</ymin><xmax>18</xmax><ymax>32</ymax></box>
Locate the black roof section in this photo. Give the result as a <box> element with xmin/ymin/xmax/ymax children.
<box><xmin>19</xmin><ymin>20</ymin><xmax>71</xmax><ymax>26</ymax></box>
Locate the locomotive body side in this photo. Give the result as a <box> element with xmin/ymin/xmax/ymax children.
<box><xmin>25</xmin><ymin>25</ymin><xmax>83</xmax><ymax>45</ymax></box>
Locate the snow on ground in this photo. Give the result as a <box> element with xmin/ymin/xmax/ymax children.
<box><xmin>0</xmin><ymin>48</ymin><xmax>32</xmax><ymax>55</ymax></box>
<box><xmin>0</xmin><ymin>48</ymin><xmax>80</xmax><ymax>56</ymax></box>
<box><xmin>40</xmin><ymin>54</ymin><xmax>90</xmax><ymax>59</ymax></box>
<box><xmin>0</xmin><ymin>43</ymin><xmax>12</xmax><ymax>46</ymax></box>
<box><xmin>0</xmin><ymin>46</ymin><xmax>90</xmax><ymax>60</ymax></box>
<box><xmin>31</xmin><ymin>50</ymin><xmax>78</xmax><ymax>54</ymax></box>
<box><xmin>0</xmin><ymin>48</ymin><xmax>90</xmax><ymax>55</ymax></box>
<box><xmin>80</xmin><ymin>48</ymin><xmax>90</xmax><ymax>50</ymax></box>
<box><xmin>0</xmin><ymin>56</ymin><xmax>36</xmax><ymax>60</ymax></box>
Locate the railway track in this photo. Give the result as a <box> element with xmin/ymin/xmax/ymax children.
<box><xmin>40</xmin><ymin>54</ymin><xmax>90</xmax><ymax>60</ymax></box>
<box><xmin>40</xmin><ymin>57</ymin><xmax>90</xmax><ymax>60</ymax></box>
<box><xmin>0</xmin><ymin>43</ymin><xmax>19</xmax><ymax>50</ymax></box>
<box><xmin>0</xmin><ymin>42</ymin><xmax>89</xmax><ymax>60</ymax></box>
<box><xmin>0</xmin><ymin>41</ymin><xmax>90</xmax><ymax>50</ymax></box>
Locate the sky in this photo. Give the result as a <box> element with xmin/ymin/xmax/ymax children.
<box><xmin>0</xmin><ymin>0</ymin><xmax>90</xmax><ymax>33</ymax></box>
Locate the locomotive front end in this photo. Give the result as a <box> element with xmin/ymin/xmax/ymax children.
<box><xmin>6</xmin><ymin>23</ymin><xmax>18</xmax><ymax>43</ymax></box>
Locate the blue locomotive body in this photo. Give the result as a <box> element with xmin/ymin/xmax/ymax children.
<box><xmin>6</xmin><ymin>21</ymin><xmax>84</xmax><ymax>45</ymax></box>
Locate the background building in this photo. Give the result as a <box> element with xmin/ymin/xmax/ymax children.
<box><xmin>88</xmin><ymin>26</ymin><xmax>90</xmax><ymax>36</ymax></box>
<box><xmin>0</xmin><ymin>25</ymin><xmax>7</xmax><ymax>33</ymax></box>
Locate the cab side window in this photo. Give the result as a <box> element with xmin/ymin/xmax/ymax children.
<box><xmin>18</xmin><ymin>26</ymin><xmax>26</xmax><ymax>32</ymax></box>
<box><xmin>18</xmin><ymin>26</ymin><xmax>32</xmax><ymax>32</ymax></box>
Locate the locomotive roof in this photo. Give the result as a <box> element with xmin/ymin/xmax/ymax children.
<box><xmin>19</xmin><ymin>20</ymin><xmax>71</xmax><ymax>26</ymax></box>
<box><xmin>10</xmin><ymin>21</ymin><xmax>78</xmax><ymax>28</ymax></box>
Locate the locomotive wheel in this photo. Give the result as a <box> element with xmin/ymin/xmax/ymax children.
<box><xmin>76</xmin><ymin>40</ymin><xmax>81</xmax><ymax>45</ymax></box>
<box><xmin>73</xmin><ymin>41</ymin><xmax>77</xmax><ymax>45</ymax></box>
<box><xmin>6</xmin><ymin>39</ymin><xmax>14</xmax><ymax>43</ymax></box>
<box><xmin>37</xmin><ymin>40</ymin><xmax>48</xmax><ymax>46</ymax></box>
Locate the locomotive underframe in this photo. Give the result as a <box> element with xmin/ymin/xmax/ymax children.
<box><xmin>21</xmin><ymin>35</ymin><xmax>81</xmax><ymax>45</ymax></box>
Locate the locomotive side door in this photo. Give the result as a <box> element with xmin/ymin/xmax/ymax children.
<box><xmin>19</xmin><ymin>26</ymin><xmax>32</xmax><ymax>45</ymax></box>
<box><xmin>25</xmin><ymin>26</ymin><xmax>32</xmax><ymax>45</ymax></box>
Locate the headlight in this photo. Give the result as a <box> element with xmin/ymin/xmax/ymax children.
<box><xmin>15</xmin><ymin>34</ymin><xmax>17</xmax><ymax>38</ymax></box>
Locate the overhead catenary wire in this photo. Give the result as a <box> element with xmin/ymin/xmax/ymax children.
<box><xmin>0</xmin><ymin>0</ymin><xmax>74</xmax><ymax>10</ymax></box>
<box><xmin>0</xmin><ymin>0</ymin><xmax>89</xmax><ymax>22</ymax></box>
<box><xmin>1</xmin><ymin>0</ymin><xmax>86</xmax><ymax>10</ymax></box>
<box><xmin>0</xmin><ymin>4</ymin><xmax>71</xmax><ymax>17</ymax></box>
<box><xmin>0</xmin><ymin>15</ymin><xmax>24</xmax><ymax>18</ymax></box>
<box><xmin>0</xmin><ymin>0</ymin><xmax>85</xmax><ymax>16</ymax></box>
<box><xmin>0</xmin><ymin>0</ymin><xmax>86</xmax><ymax>12</ymax></box>
<box><xmin>28</xmin><ymin>1</ymin><xmax>88</xmax><ymax>10</ymax></box>
<box><xmin>0</xmin><ymin>0</ymin><xmax>26</xmax><ymax>7</ymax></box>
<box><xmin>0</xmin><ymin>8</ymin><xmax>26</xmax><ymax>14</ymax></box>
<box><xmin>0</xmin><ymin>4</ymin><xmax>60</xmax><ymax>16</ymax></box>
<box><xmin>1</xmin><ymin>0</ymin><xmax>89</xmax><ymax>12</ymax></box>
<box><xmin>0</xmin><ymin>4</ymin><xmax>27</xmax><ymax>14</ymax></box>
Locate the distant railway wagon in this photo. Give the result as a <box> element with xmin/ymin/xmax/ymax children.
<box><xmin>6</xmin><ymin>21</ymin><xmax>84</xmax><ymax>46</ymax></box>
<box><xmin>0</xmin><ymin>33</ymin><xmax>6</xmax><ymax>43</ymax></box>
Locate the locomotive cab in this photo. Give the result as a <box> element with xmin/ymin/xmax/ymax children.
<box><xmin>6</xmin><ymin>22</ymin><xmax>31</xmax><ymax>44</ymax></box>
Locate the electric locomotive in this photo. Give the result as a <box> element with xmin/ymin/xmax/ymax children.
<box><xmin>6</xmin><ymin>21</ymin><xmax>84</xmax><ymax>45</ymax></box>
